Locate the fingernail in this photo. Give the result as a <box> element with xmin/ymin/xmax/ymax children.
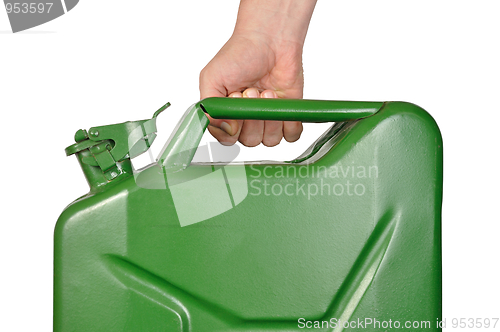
<box><xmin>263</xmin><ymin>90</ymin><xmax>277</xmax><ymax>98</ymax></box>
<box><xmin>229</xmin><ymin>92</ymin><xmax>242</xmax><ymax>98</ymax></box>
<box><xmin>244</xmin><ymin>89</ymin><xmax>259</xmax><ymax>98</ymax></box>
<box><xmin>221</xmin><ymin>122</ymin><xmax>234</xmax><ymax>136</ymax></box>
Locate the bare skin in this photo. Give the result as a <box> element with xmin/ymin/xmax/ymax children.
<box><xmin>199</xmin><ymin>0</ymin><xmax>317</xmax><ymax>147</ymax></box>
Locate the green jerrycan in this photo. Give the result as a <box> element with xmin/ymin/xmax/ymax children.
<box><xmin>54</xmin><ymin>99</ymin><xmax>443</xmax><ymax>331</ymax></box>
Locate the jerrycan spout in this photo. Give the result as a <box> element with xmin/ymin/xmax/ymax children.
<box><xmin>64</xmin><ymin>103</ymin><xmax>169</xmax><ymax>192</ymax></box>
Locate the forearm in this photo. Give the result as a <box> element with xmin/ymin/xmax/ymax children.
<box><xmin>234</xmin><ymin>0</ymin><xmax>317</xmax><ymax>47</ymax></box>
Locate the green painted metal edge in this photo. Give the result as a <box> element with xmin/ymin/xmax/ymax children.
<box><xmin>198</xmin><ymin>98</ymin><xmax>384</xmax><ymax>122</ymax></box>
<box><xmin>157</xmin><ymin>104</ymin><xmax>210</xmax><ymax>171</ymax></box>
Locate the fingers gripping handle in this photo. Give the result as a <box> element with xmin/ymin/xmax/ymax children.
<box><xmin>198</xmin><ymin>98</ymin><xmax>384</xmax><ymax>123</ymax></box>
<box><xmin>159</xmin><ymin>99</ymin><xmax>384</xmax><ymax>170</ymax></box>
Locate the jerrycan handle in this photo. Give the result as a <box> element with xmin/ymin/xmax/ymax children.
<box><xmin>198</xmin><ymin>97</ymin><xmax>383</xmax><ymax>122</ymax></box>
<box><xmin>158</xmin><ymin>98</ymin><xmax>383</xmax><ymax>171</ymax></box>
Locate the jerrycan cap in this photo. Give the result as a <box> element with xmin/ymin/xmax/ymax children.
<box><xmin>65</xmin><ymin>102</ymin><xmax>169</xmax><ymax>184</ymax></box>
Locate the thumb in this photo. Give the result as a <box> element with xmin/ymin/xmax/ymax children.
<box><xmin>199</xmin><ymin>74</ymin><xmax>239</xmax><ymax>136</ymax></box>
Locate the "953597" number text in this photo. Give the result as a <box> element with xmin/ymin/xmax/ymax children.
<box><xmin>5</xmin><ymin>3</ymin><xmax>53</xmax><ymax>14</ymax></box>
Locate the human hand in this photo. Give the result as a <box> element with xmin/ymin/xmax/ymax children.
<box><xmin>199</xmin><ymin>0</ymin><xmax>316</xmax><ymax>147</ymax></box>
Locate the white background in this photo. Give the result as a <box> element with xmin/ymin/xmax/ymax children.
<box><xmin>1</xmin><ymin>1</ymin><xmax>499</xmax><ymax>330</ymax></box>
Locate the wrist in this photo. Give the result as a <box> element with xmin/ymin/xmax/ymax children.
<box><xmin>233</xmin><ymin>0</ymin><xmax>316</xmax><ymax>48</ymax></box>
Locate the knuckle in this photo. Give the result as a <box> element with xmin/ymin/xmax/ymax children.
<box><xmin>219</xmin><ymin>138</ymin><xmax>238</xmax><ymax>146</ymax></box>
<box><xmin>284</xmin><ymin>132</ymin><xmax>301</xmax><ymax>142</ymax></box>
<box><xmin>262</xmin><ymin>137</ymin><xmax>281</xmax><ymax>147</ymax></box>
<box><xmin>284</xmin><ymin>122</ymin><xmax>303</xmax><ymax>142</ymax></box>
<box><xmin>239</xmin><ymin>135</ymin><xmax>261</xmax><ymax>147</ymax></box>
<box><xmin>199</xmin><ymin>66</ymin><xmax>209</xmax><ymax>81</ymax></box>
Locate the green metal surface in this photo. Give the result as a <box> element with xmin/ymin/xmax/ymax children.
<box><xmin>199</xmin><ymin>98</ymin><xmax>383</xmax><ymax>122</ymax></box>
<box><xmin>55</xmin><ymin>100</ymin><xmax>442</xmax><ymax>331</ymax></box>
